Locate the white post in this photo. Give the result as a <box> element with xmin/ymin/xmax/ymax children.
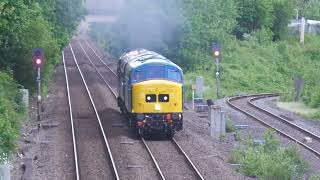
<box><xmin>220</xmin><ymin>110</ymin><xmax>226</xmax><ymax>136</ymax></box>
<box><xmin>0</xmin><ymin>163</ymin><xmax>10</xmax><ymax>180</ymax></box>
<box><xmin>210</xmin><ymin>105</ymin><xmax>221</xmax><ymax>140</ymax></box>
<box><xmin>192</xmin><ymin>84</ymin><xmax>196</xmax><ymax>110</ymax></box>
<box><xmin>300</xmin><ymin>17</ymin><xmax>306</xmax><ymax>44</ymax></box>
<box><xmin>19</xmin><ymin>89</ymin><xmax>29</xmax><ymax>111</ymax></box>
<box><xmin>192</xmin><ymin>90</ymin><xmax>195</xmax><ymax>110</ymax></box>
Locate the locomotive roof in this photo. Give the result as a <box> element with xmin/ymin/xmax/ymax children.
<box><xmin>120</xmin><ymin>49</ymin><xmax>182</xmax><ymax>70</ymax></box>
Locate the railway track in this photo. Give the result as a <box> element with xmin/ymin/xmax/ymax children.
<box><xmin>81</xmin><ymin>39</ymin><xmax>205</xmax><ymax>179</ymax></box>
<box><xmin>227</xmin><ymin>94</ymin><xmax>320</xmax><ymax>158</ymax></box>
<box><xmin>62</xmin><ymin>42</ymin><xmax>119</xmax><ymax>180</ymax></box>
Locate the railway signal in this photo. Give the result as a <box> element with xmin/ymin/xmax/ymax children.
<box><xmin>33</xmin><ymin>48</ymin><xmax>44</xmax><ymax>67</ymax></box>
<box><xmin>33</xmin><ymin>48</ymin><xmax>44</xmax><ymax>121</ymax></box>
<box><xmin>212</xmin><ymin>42</ymin><xmax>221</xmax><ymax>98</ymax></box>
<box><xmin>212</xmin><ymin>42</ymin><xmax>221</xmax><ymax>59</ymax></box>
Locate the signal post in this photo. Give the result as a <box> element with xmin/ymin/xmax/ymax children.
<box><xmin>212</xmin><ymin>42</ymin><xmax>221</xmax><ymax>99</ymax></box>
<box><xmin>33</xmin><ymin>48</ymin><xmax>44</xmax><ymax>121</ymax></box>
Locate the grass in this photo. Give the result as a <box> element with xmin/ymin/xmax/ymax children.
<box><xmin>225</xmin><ymin>118</ymin><xmax>236</xmax><ymax>133</ymax></box>
<box><xmin>183</xmin><ymin>35</ymin><xmax>320</xmax><ymax>113</ymax></box>
<box><xmin>277</xmin><ymin>101</ymin><xmax>320</xmax><ymax>121</ymax></box>
<box><xmin>229</xmin><ymin>130</ymin><xmax>308</xmax><ymax>179</ymax></box>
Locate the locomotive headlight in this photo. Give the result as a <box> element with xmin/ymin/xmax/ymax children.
<box><xmin>172</xmin><ymin>113</ymin><xmax>182</xmax><ymax>120</ymax></box>
<box><xmin>146</xmin><ymin>94</ymin><xmax>156</xmax><ymax>102</ymax></box>
<box><xmin>172</xmin><ymin>113</ymin><xmax>179</xmax><ymax>120</ymax></box>
<box><xmin>159</xmin><ymin>94</ymin><xmax>169</xmax><ymax>102</ymax></box>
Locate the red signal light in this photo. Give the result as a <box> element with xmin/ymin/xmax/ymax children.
<box><xmin>33</xmin><ymin>48</ymin><xmax>44</xmax><ymax>68</ymax></box>
<box><xmin>36</xmin><ymin>59</ymin><xmax>42</xmax><ymax>65</ymax></box>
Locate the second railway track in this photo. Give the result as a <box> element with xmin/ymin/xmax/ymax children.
<box><xmin>228</xmin><ymin>94</ymin><xmax>320</xmax><ymax>158</ymax></box>
<box><xmin>63</xmin><ymin>42</ymin><xmax>119</xmax><ymax>180</ymax></box>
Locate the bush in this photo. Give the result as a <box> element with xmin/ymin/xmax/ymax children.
<box><xmin>226</xmin><ymin>118</ymin><xmax>235</xmax><ymax>133</ymax></box>
<box><xmin>0</xmin><ymin>72</ymin><xmax>24</xmax><ymax>162</ymax></box>
<box><xmin>230</xmin><ymin>130</ymin><xmax>308</xmax><ymax>179</ymax></box>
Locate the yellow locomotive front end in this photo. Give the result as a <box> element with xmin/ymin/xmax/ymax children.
<box><xmin>132</xmin><ymin>80</ymin><xmax>183</xmax><ymax>113</ymax></box>
<box><xmin>131</xmin><ymin>79</ymin><xmax>183</xmax><ymax>137</ymax></box>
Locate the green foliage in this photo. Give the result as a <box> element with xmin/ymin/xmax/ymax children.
<box><xmin>0</xmin><ymin>73</ymin><xmax>24</xmax><ymax>162</ymax></box>
<box><xmin>230</xmin><ymin>130</ymin><xmax>308</xmax><ymax>179</ymax></box>
<box><xmin>309</xmin><ymin>173</ymin><xmax>320</xmax><ymax>180</ymax></box>
<box><xmin>235</xmin><ymin>0</ymin><xmax>274</xmax><ymax>37</ymax></box>
<box><xmin>178</xmin><ymin>0</ymin><xmax>237</xmax><ymax>69</ymax></box>
<box><xmin>0</xmin><ymin>0</ymin><xmax>84</xmax><ymax>162</ymax></box>
<box><xmin>0</xmin><ymin>0</ymin><xmax>85</xmax><ymax>91</ymax></box>
<box><xmin>272</xmin><ymin>0</ymin><xmax>294</xmax><ymax>40</ymax></box>
<box><xmin>226</xmin><ymin>118</ymin><xmax>235</xmax><ymax>133</ymax></box>
<box><xmin>184</xmin><ymin>35</ymin><xmax>320</xmax><ymax>108</ymax></box>
<box><xmin>297</xmin><ymin>0</ymin><xmax>320</xmax><ymax>20</ymax></box>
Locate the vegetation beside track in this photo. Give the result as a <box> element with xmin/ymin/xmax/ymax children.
<box><xmin>229</xmin><ymin>130</ymin><xmax>308</xmax><ymax>179</ymax></box>
<box><xmin>0</xmin><ymin>73</ymin><xmax>24</xmax><ymax>162</ymax></box>
<box><xmin>90</xmin><ymin>0</ymin><xmax>320</xmax><ymax>118</ymax></box>
<box><xmin>0</xmin><ymin>1</ymin><xmax>85</xmax><ymax>162</ymax></box>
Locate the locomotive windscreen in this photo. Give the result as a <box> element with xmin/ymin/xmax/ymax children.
<box><xmin>132</xmin><ymin>65</ymin><xmax>182</xmax><ymax>83</ymax></box>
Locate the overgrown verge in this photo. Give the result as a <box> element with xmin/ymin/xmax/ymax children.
<box><xmin>0</xmin><ymin>1</ymin><xmax>85</xmax><ymax>162</ymax></box>
<box><xmin>229</xmin><ymin>130</ymin><xmax>308</xmax><ymax>179</ymax></box>
<box><xmin>183</xmin><ymin>35</ymin><xmax>320</xmax><ymax>107</ymax></box>
<box><xmin>0</xmin><ymin>73</ymin><xmax>25</xmax><ymax>162</ymax></box>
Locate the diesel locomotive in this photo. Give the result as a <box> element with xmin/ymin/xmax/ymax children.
<box><xmin>117</xmin><ymin>49</ymin><xmax>183</xmax><ymax>137</ymax></box>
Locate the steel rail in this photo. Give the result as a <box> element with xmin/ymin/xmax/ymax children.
<box><xmin>172</xmin><ymin>138</ymin><xmax>205</xmax><ymax>180</ymax></box>
<box><xmin>141</xmin><ymin>138</ymin><xmax>166</xmax><ymax>180</ymax></box>
<box><xmin>62</xmin><ymin>51</ymin><xmax>80</xmax><ymax>180</ymax></box>
<box><xmin>84</xmin><ymin>40</ymin><xmax>118</xmax><ymax>77</ymax></box>
<box><xmin>227</xmin><ymin>94</ymin><xmax>320</xmax><ymax>158</ymax></box>
<box><xmin>80</xmin><ymin>40</ymin><xmax>166</xmax><ymax>180</ymax></box>
<box><xmin>69</xmin><ymin>43</ymin><xmax>120</xmax><ymax>180</ymax></box>
<box><xmin>249</xmin><ymin>96</ymin><xmax>320</xmax><ymax>141</ymax></box>
<box><xmin>78</xmin><ymin>41</ymin><xmax>118</xmax><ymax>97</ymax></box>
<box><xmin>82</xmin><ymin>40</ymin><xmax>205</xmax><ymax>178</ymax></box>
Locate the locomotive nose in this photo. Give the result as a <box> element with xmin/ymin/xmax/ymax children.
<box><xmin>132</xmin><ymin>80</ymin><xmax>183</xmax><ymax>113</ymax></box>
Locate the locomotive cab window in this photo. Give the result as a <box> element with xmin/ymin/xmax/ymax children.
<box><xmin>131</xmin><ymin>65</ymin><xmax>182</xmax><ymax>83</ymax></box>
<box><xmin>168</xmin><ymin>68</ymin><xmax>182</xmax><ymax>82</ymax></box>
<box><xmin>133</xmin><ymin>70</ymin><xmax>146</xmax><ymax>82</ymax></box>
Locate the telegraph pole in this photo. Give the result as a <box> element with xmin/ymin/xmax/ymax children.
<box><xmin>33</xmin><ymin>48</ymin><xmax>44</xmax><ymax>121</ymax></box>
<box><xmin>212</xmin><ymin>42</ymin><xmax>221</xmax><ymax>99</ymax></box>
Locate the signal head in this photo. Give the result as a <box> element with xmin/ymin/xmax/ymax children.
<box><xmin>33</xmin><ymin>48</ymin><xmax>44</xmax><ymax>67</ymax></box>
<box><xmin>212</xmin><ymin>42</ymin><xmax>221</xmax><ymax>58</ymax></box>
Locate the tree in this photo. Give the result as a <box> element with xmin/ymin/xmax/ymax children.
<box><xmin>235</xmin><ymin>0</ymin><xmax>274</xmax><ymax>38</ymax></box>
<box><xmin>272</xmin><ymin>0</ymin><xmax>295</xmax><ymax>40</ymax></box>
